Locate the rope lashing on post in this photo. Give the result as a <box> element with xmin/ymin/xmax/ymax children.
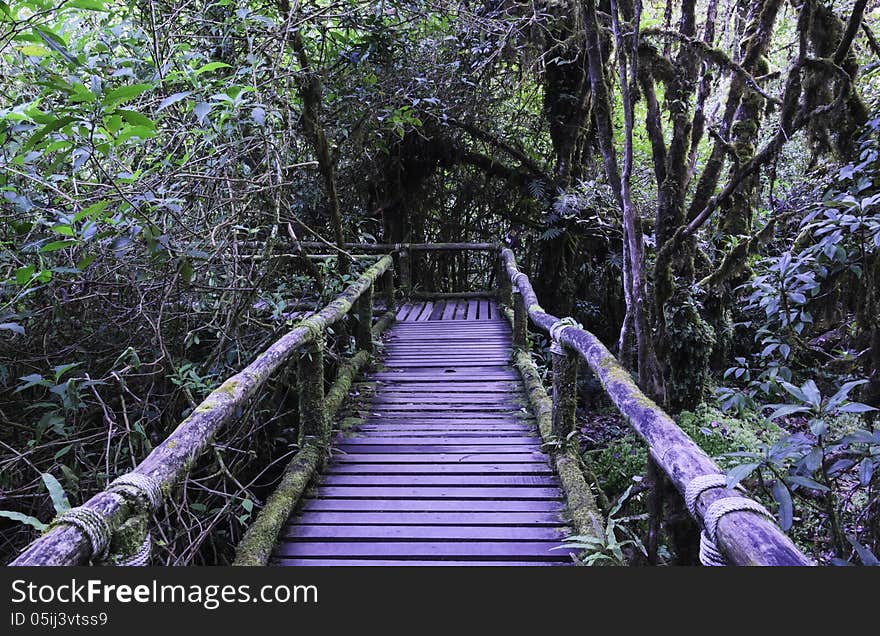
<box><xmin>511</xmin><ymin>271</ymin><xmax>528</xmax><ymax>290</ymax></box>
<box><xmin>109</xmin><ymin>472</ymin><xmax>163</xmax><ymax>511</ymax></box>
<box><xmin>103</xmin><ymin>472</ymin><xmax>163</xmax><ymax>566</ymax></box>
<box><xmin>684</xmin><ymin>474</ymin><xmax>774</xmax><ymax>566</ymax></box>
<box><xmin>549</xmin><ymin>318</ymin><xmax>579</xmax><ymax>355</ymax></box>
<box><xmin>114</xmin><ymin>533</ymin><xmax>152</xmax><ymax>567</ymax></box>
<box><xmin>49</xmin><ymin>507</ymin><xmax>112</xmax><ymax>562</ymax></box>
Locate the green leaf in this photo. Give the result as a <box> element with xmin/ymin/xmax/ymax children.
<box><xmin>768</xmin><ymin>404</ymin><xmax>810</xmax><ymax>420</ymax></box>
<box><xmin>65</xmin><ymin>0</ymin><xmax>109</xmax><ymax>10</ymax></box>
<box><xmin>16</xmin><ymin>373</ymin><xmax>49</xmax><ymax>392</ymax></box>
<box><xmin>115</xmin><ymin>124</ymin><xmax>156</xmax><ymax>144</ymax></box>
<box><xmin>77</xmin><ymin>254</ymin><xmax>96</xmax><ymax>270</ymax></box>
<box><xmin>771</xmin><ymin>481</ymin><xmax>793</xmax><ymax>531</ymax></box>
<box><xmin>42</xmin><ymin>473</ymin><xmax>71</xmax><ymax>514</ymax></box>
<box><xmin>103</xmin><ymin>83</ymin><xmax>152</xmax><ymax>108</ymax></box>
<box><xmin>40</xmin><ymin>240</ymin><xmax>77</xmax><ymax>253</ymax></box>
<box><xmin>74</xmin><ymin>200</ymin><xmax>110</xmax><ymax>222</ymax></box>
<box><xmin>726</xmin><ymin>462</ymin><xmax>760</xmax><ymax>489</ymax></box>
<box><xmin>24</xmin><ymin>116</ymin><xmax>75</xmax><ymax>150</ymax></box>
<box><xmin>18</xmin><ymin>45</ymin><xmax>50</xmax><ymax>56</ymax></box>
<box><xmin>837</xmin><ymin>402</ymin><xmax>878</xmax><ymax>413</ymax></box>
<box><xmin>156</xmin><ymin>91</ymin><xmax>192</xmax><ymax>112</ymax></box>
<box><xmin>52</xmin><ymin>362</ymin><xmax>79</xmax><ymax>381</ymax></box>
<box><xmin>51</xmin><ymin>224</ymin><xmax>75</xmax><ymax>237</ymax></box>
<box><xmin>859</xmin><ymin>458</ymin><xmax>874</xmax><ymax>487</ymax></box>
<box><xmin>117</xmin><ymin>109</ymin><xmax>155</xmax><ymax>129</ymax></box>
<box><xmin>15</xmin><ymin>265</ymin><xmax>34</xmax><ymax>285</ymax></box>
<box><xmin>786</xmin><ymin>475</ymin><xmax>830</xmax><ymax>492</ymax></box>
<box><xmin>194</xmin><ymin>61</ymin><xmax>231</xmax><ymax>75</ymax></box>
<box><xmin>180</xmin><ymin>258</ymin><xmax>193</xmax><ymax>283</ymax></box>
<box><xmin>0</xmin><ymin>510</ymin><xmax>47</xmax><ymax>531</ymax></box>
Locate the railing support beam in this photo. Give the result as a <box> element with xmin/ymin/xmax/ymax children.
<box><xmin>297</xmin><ymin>337</ymin><xmax>328</xmax><ymax>448</ymax></box>
<box><xmin>382</xmin><ymin>267</ymin><xmax>395</xmax><ymax>313</ymax></box>
<box><xmin>512</xmin><ymin>289</ymin><xmax>527</xmax><ymax>349</ymax></box>
<box><xmin>399</xmin><ymin>249</ymin><xmax>412</xmax><ymax>296</ymax></box>
<box><xmin>356</xmin><ymin>283</ymin><xmax>373</xmax><ymax>354</ymax></box>
<box><xmin>497</xmin><ymin>253</ymin><xmax>512</xmax><ymax>307</ymax></box>
<box><xmin>551</xmin><ymin>342</ymin><xmax>578</xmax><ymax>441</ymax></box>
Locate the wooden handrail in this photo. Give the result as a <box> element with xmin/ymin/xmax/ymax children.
<box><xmin>11</xmin><ymin>256</ymin><xmax>393</xmax><ymax>566</ymax></box>
<box><xmin>499</xmin><ymin>248</ymin><xmax>811</xmax><ymax>566</ymax></box>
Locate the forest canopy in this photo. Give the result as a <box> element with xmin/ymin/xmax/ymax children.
<box><xmin>2</xmin><ymin>0</ymin><xmax>880</xmax><ymax>566</ymax></box>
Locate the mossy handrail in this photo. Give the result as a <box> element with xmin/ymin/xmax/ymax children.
<box><xmin>498</xmin><ymin>248</ymin><xmax>811</xmax><ymax>566</ymax></box>
<box><xmin>10</xmin><ymin>255</ymin><xmax>394</xmax><ymax>566</ymax></box>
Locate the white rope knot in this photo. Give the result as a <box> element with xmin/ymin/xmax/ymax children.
<box><xmin>684</xmin><ymin>474</ymin><xmax>728</xmax><ymax>518</ymax></box>
<box><xmin>704</xmin><ymin>497</ymin><xmax>773</xmax><ymax>546</ymax></box>
<box><xmin>109</xmin><ymin>472</ymin><xmax>163</xmax><ymax>511</ymax></box>
<box><xmin>511</xmin><ymin>271</ymin><xmax>527</xmax><ymax>286</ymax></box>
<box><xmin>696</xmin><ymin>497</ymin><xmax>774</xmax><ymax>566</ymax></box>
<box><xmin>699</xmin><ymin>531</ymin><xmax>727</xmax><ymax>566</ymax></box>
<box><xmin>684</xmin><ymin>474</ymin><xmax>762</xmax><ymax>566</ymax></box>
<box><xmin>549</xmin><ymin>318</ymin><xmax>577</xmax><ymax>344</ymax></box>
<box><xmin>52</xmin><ymin>507</ymin><xmax>112</xmax><ymax>561</ymax></box>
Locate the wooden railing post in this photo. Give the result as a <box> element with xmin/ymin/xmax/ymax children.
<box><xmin>297</xmin><ymin>336</ymin><xmax>328</xmax><ymax>447</ymax></box>
<box><xmin>497</xmin><ymin>252</ymin><xmax>512</xmax><ymax>307</ymax></box>
<box><xmin>512</xmin><ymin>288</ymin><xmax>527</xmax><ymax>348</ymax></box>
<box><xmin>382</xmin><ymin>266</ymin><xmax>395</xmax><ymax>313</ymax></box>
<box><xmin>551</xmin><ymin>339</ymin><xmax>578</xmax><ymax>442</ymax></box>
<box><xmin>356</xmin><ymin>282</ymin><xmax>373</xmax><ymax>354</ymax></box>
<box><xmin>399</xmin><ymin>249</ymin><xmax>412</xmax><ymax>296</ymax></box>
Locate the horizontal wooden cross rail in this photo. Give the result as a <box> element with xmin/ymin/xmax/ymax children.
<box><xmin>498</xmin><ymin>248</ymin><xmax>812</xmax><ymax>566</ymax></box>
<box><xmin>10</xmin><ymin>256</ymin><xmax>394</xmax><ymax>566</ymax></box>
<box><xmin>289</xmin><ymin>241</ymin><xmax>499</xmax><ymax>253</ymax></box>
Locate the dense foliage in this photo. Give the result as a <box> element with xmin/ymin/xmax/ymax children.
<box><xmin>1</xmin><ymin>0</ymin><xmax>879</xmax><ymax>565</ymax></box>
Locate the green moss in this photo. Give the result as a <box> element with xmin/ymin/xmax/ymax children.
<box><xmin>677</xmin><ymin>405</ymin><xmax>783</xmax><ymax>460</ymax></box>
<box><xmin>233</xmin><ymin>444</ymin><xmax>321</xmax><ymax>566</ymax></box>
<box><xmin>556</xmin><ymin>450</ymin><xmax>603</xmax><ymax>538</ymax></box>
<box><xmin>219</xmin><ymin>379</ymin><xmax>238</xmax><ymax>395</ymax></box>
<box><xmin>105</xmin><ymin>514</ymin><xmax>148</xmax><ymax>565</ymax></box>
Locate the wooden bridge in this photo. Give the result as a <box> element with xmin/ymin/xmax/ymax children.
<box><xmin>10</xmin><ymin>244</ymin><xmax>812</xmax><ymax>567</ymax></box>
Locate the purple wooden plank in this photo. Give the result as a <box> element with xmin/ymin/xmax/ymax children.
<box><xmin>335</xmin><ymin>446</ymin><xmax>543</xmax><ymax>455</ymax></box>
<box><xmin>382</xmin><ymin>361</ymin><xmax>512</xmax><ymax>367</ymax></box>
<box><xmin>375</xmin><ymin>383</ymin><xmax>521</xmax><ymax>391</ymax></box>
<box><xmin>359</xmin><ymin>413</ymin><xmax>533</xmax><ymax>420</ymax></box>
<box><xmin>340</xmin><ymin>437</ymin><xmax>541</xmax><ymax>446</ymax></box>
<box><xmin>286</xmin><ymin>512</ymin><xmax>563</xmax><ymax>525</ymax></box>
<box><xmin>367</xmin><ymin>400</ymin><xmax>521</xmax><ymax>407</ymax></box>
<box><xmin>320</xmin><ymin>474</ymin><xmax>557</xmax><ymax>486</ymax></box>
<box><xmin>274</xmin><ymin>541</ymin><xmax>575</xmax><ymax>559</ymax></box>
<box><xmin>314</xmin><ymin>486</ymin><xmax>563</xmax><ymax>499</ymax></box>
<box><xmin>282</xmin><ymin>525</ymin><xmax>567</xmax><ymax>541</ymax></box>
<box><xmin>273</xmin><ymin>559</ymin><xmax>562</xmax><ymax>566</ymax></box>
<box><xmin>325</xmin><ymin>463</ymin><xmax>552</xmax><ymax>474</ymax></box>
<box><xmin>298</xmin><ymin>499</ymin><xmax>563</xmax><ymax>512</ymax></box>
<box><xmin>389</xmin><ymin>327</ymin><xmax>509</xmax><ymax>332</ymax></box>
<box><xmin>331</xmin><ymin>453</ymin><xmax>545</xmax><ymax>463</ymax></box>
<box><xmin>428</xmin><ymin>301</ymin><xmax>446</xmax><ymax>321</ymax></box>
<box><xmin>441</xmin><ymin>300</ymin><xmax>457</xmax><ymax>321</ymax></box>
<box><xmin>395</xmin><ymin>303</ymin><xmax>413</xmax><ymax>321</ymax></box>
<box><xmin>352</xmin><ymin>430</ymin><xmax>535</xmax><ymax>437</ymax></box>
<box><xmin>366</xmin><ymin>393</ymin><xmax>521</xmax><ymax>401</ymax></box>
<box><xmin>368</xmin><ymin>396</ymin><xmax>519</xmax><ymax>403</ymax></box>
<box><xmin>467</xmin><ymin>300</ymin><xmax>479</xmax><ymax>320</ymax></box>
<box><xmin>366</xmin><ymin>403</ymin><xmax>522</xmax><ymax>411</ymax></box>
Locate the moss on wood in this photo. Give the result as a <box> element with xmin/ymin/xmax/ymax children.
<box><xmin>233</xmin><ymin>443</ymin><xmax>322</xmax><ymax>566</ymax></box>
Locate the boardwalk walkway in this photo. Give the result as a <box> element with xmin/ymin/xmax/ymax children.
<box><xmin>272</xmin><ymin>298</ymin><xmax>575</xmax><ymax>565</ymax></box>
